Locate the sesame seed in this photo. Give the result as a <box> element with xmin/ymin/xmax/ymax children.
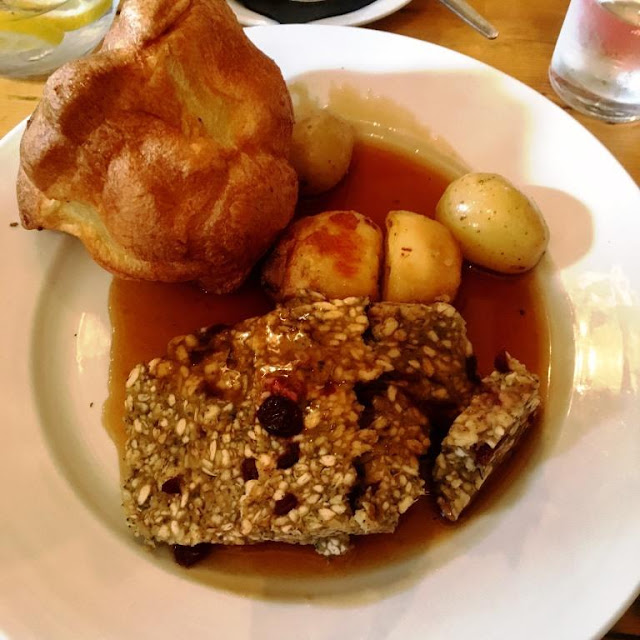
<box><xmin>125</xmin><ymin>366</ymin><xmax>140</xmax><ymax>388</ymax></box>
<box><xmin>137</xmin><ymin>485</ymin><xmax>151</xmax><ymax>505</ymax></box>
<box><xmin>296</xmin><ymin>472</ymin><xmax>311</xmax><ymax>486</ymax></box>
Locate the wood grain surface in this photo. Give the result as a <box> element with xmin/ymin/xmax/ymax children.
<box><xmin>0</xmin><ymin>0</ymin><xmax>638</xmax><ymax>636</ymax></box>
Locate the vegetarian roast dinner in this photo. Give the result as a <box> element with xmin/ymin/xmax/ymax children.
<box><xmin>16</xmin><ymin>0</ymin><xmax>550</xmax><ymax>568</ymax></box>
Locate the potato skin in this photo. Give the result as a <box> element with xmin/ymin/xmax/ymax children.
<box><xmin>435</xmin><ymin>173</ymin><xmax>549</xmax><ymax>274</ymax></box>
<box><xmin>262</xmin><ymin>210</ymin><xmax>382</xmax><ymax>301</ymax></box>
<box><xmin>290</xmin><ymin>111</ymin><xmax>355</xmax><ymax>195</ymax></box>
<box><xmin>383</xmin><ymin>210</ymin><xmax>462</xmax><ymax>304</ymax></box>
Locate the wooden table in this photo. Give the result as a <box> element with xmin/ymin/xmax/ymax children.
<box><xmin>0</xmin><ymin>0</ymin><xmax>638</xmax><ymax>637</ymax></box>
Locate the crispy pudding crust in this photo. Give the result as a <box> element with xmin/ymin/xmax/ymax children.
<box><xmin>17</xmin><ymin>0</ymin><xmax>298</xmax><ymax>292</ymax></box>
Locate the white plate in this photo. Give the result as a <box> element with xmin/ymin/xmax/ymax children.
<box><xmin>1</xmin><ymin>24</ymin><xmax>639</xmax><ymax>640</ymax></box>
<box><xmin>228</xmin><ymin>0</ymin><xmax>411</xmax><ymax>26</ymax></box>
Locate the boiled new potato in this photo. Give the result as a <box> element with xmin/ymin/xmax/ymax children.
<box><xmin>291</xmin><ymin>111</ymin><xmax>355</xmax><ymax>195</ymax></box>
<box><xmin>435</xmin><ymin>173</ymin><xmax>549</xmax><ymax>274</ymax></box>
<box><xmin>383</xmin><ymin>210</ymin><xmax>462</xmax><ymax>304</ymax></box>
<box><xmin>262</xmin><ymin>210</ymin><xmax>382</xmax><ymax>301</ymax></box>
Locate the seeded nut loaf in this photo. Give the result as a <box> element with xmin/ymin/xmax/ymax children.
<box><xmin>433</xmin><ymin>352</ymin><xmax>541</xmax><ymax>521</ymax></box>
<box><xmin>122</xmin><ymin>294</ymin><xmax>442</xmax><ymax>555</ymax></box>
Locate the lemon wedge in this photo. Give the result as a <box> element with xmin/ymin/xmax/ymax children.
<box><xmin>3</xmin><ymin>0</ymin><xmax>65</xmax><ymax>10</ymax></box>
<box><xmin>0</xmin><ymin>2</ymin><xmax>64</xmax><ymax>49</ymax></box>
<box><xmin>0</xmin><ymin>0</ymin><xmax>111</xmax><ymax>47</ymax></box>
<box><xmin>0</xmin><ymin>19</ymin><xmax>63</xmax><ymax>51</ymax></box>
<box><xmin>38</xmin><ymin>0</ymin><xmax>111</xmax><ymax>31</ymax></box>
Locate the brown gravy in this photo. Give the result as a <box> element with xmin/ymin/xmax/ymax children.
<box><xmin>105</xmin><ymin>139</ymin><xmax>549</xmax><ymax>580</ymax></box>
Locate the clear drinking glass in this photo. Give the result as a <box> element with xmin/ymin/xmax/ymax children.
<box><xmin>549</xmin><ymin>0</ymin><xmax>640</xmax><ymax>123</ymax></box>
<box><xmin>0</xmin><ymin>0</ymin><xmax>117</xmax><ymax>78</ymax></box>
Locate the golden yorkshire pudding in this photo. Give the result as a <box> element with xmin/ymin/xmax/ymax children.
<box><xmin>17</xmin><ymin>0</ymin><xmax>298</xmax><ymax>292</ymax></box>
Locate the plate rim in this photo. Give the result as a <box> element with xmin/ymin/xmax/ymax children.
<box><xmin>229</xmin><ymin>0</ymin><xmax>412</xmax><ymax>27</ymax></box>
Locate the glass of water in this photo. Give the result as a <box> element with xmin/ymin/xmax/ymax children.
<box><xmin>549</xmin><ymin>0</ymin><xmax>640</xmax><ymax>123</ymax></box>
<box><xmin>0</xmin><ymin>0</ymin><xmax>117</xmax><ymax>78</ymax></box>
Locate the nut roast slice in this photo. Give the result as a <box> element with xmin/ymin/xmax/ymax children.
<box><xmin>122</xmin><ymin>294</ymin><xmax>540</xmax><ymax>556</ymax></box>
<box><xmin>433</xmin><ymin>352</ymin><xmax>541</xmax><ymax>521</ymax></box>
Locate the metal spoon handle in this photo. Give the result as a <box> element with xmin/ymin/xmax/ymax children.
<box><xmin>438</xmin><ymin>0</ymin><xmax>499</xmax><ymax>39</ymax></box>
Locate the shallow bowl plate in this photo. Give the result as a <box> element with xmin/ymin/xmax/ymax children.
<box><xmin>0</xmin><ymin>25</ymin><xmax>639</xmax><ymax>640</ymax></box>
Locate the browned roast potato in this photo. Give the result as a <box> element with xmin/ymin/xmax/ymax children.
<box><xmin>262</xmin><ymin>210</ymin><xmax>382</xmax><ymax>301</ymax></box>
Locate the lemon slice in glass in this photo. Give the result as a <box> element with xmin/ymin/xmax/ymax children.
<box><xmin>0</xmin><ymin>18</ymin><xmax>63</xmax><ymax>52</ymax></box>
<box><xmin>3</xmin><ymin>0</ymin><xmax>66</xmax><ymax>10</ymax></box>
<box><xmin>38</xmin><ymin>0</ymin><xmax>112</xmax><ymax>31</ymax></box>
<box><xmin>0</xmin><ymin>0</ymin><xmax>111</xmax><ymax>51</ymax></box>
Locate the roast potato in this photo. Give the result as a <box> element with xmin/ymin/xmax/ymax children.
<box><xmin>383</xmin><ymin>210</ymin><xmax>462</xmax><ymax>304</ymax></box>
<box><xmin>291</xmin><ymin>111</ymin><xmax>355</xmax><ymax>195</ymax></box>
<box><xmin>435</xmin><ymin>173</ymin><xmax>549</xmax><ymax>274</ymax></box>
<box><xmin>262</xmin><ymin>210</ymin><xmax>382</xmax><ymax>301</ymax></box>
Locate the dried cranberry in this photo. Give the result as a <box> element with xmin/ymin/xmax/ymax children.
<box><xmin>161</xmin><ymin>477</ymin><xmax>181</xmax><ymax>494</ymax></box>
<box><xmin>494</xmin><ymin>350</ymin><xmax>511</xmax><ymax>373</ymax></box>
<box><xmin>264</xmin><ymin>375</ymin><xmax>304</xmax><ymax>403</ymax></box>
<box><xmin>473</xmin><ymin>443</ymin><xmax>494</xmax><ymax>466</ymax></box>
<box><xmin>241</xmin><ymin>458</ymin><xmax>259</xmax><ymax>481</ymax></box>
<box><xmin>257</xmin><ymin>395</ymin><xmax>303</xmax><ymax>437</ymax></box>
<box><xmin>173</xmin><ymin>543</ymin><xmax>213</xmax><ymax>568</ymax></box>
<box><xmin>321</xmin><ymin>381</ymin><xmax>337</xmax><ymax>396</ymax></box>
<box><xmin>274</xmin><ymin>492</ymin><xmax>298</xmax><ymax>515</ymax></box>
<box><xmin>277</xmin><ymin>443</ymin><xmax>300</xmax><ymax>469</ymax></box>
